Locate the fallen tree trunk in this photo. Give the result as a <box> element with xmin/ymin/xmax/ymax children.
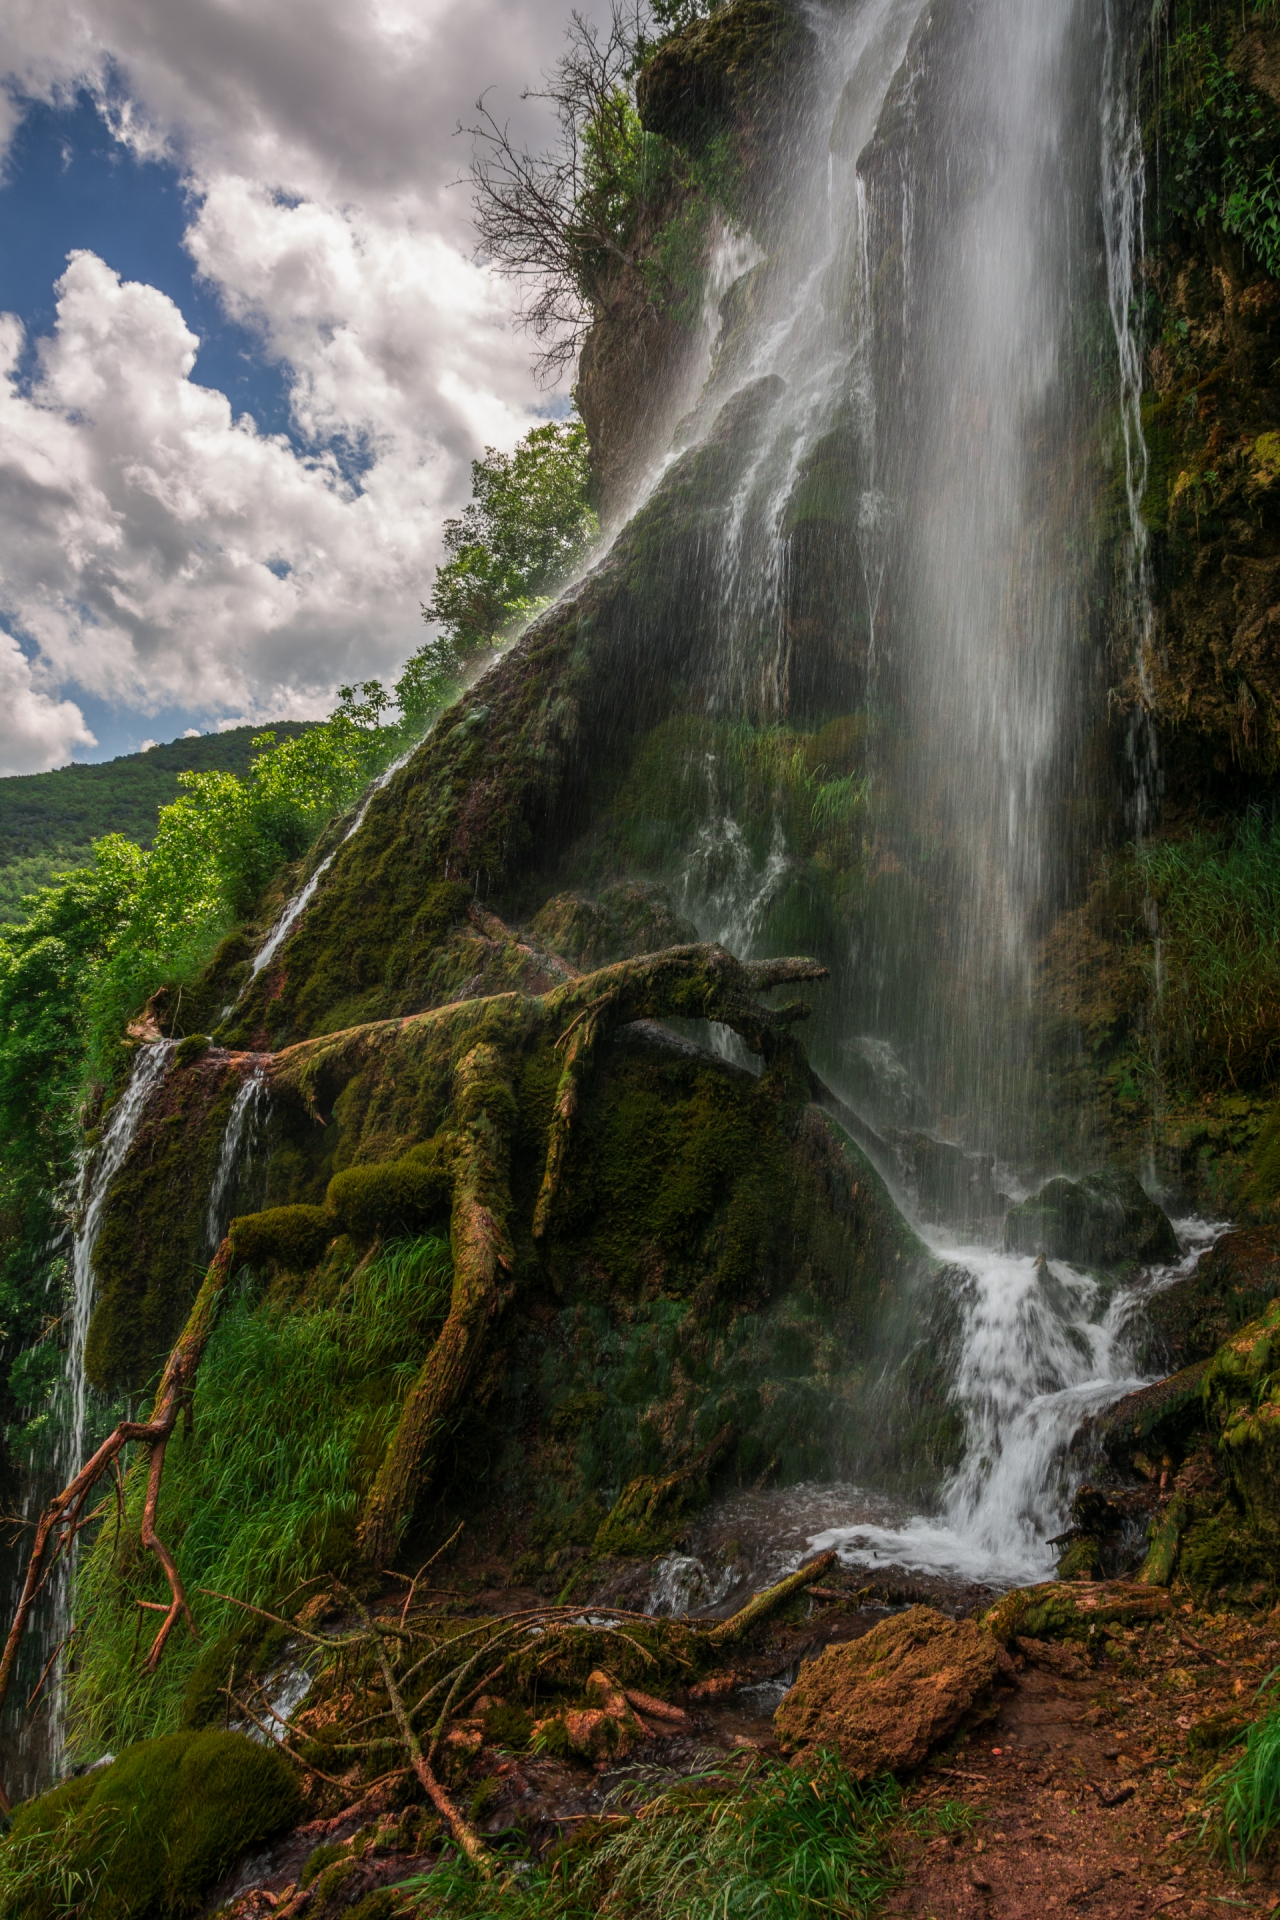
<box><xmin>705</xmin><ymin>1551</ymin><xmax>837</xmax><ymax>1646</ymax></box>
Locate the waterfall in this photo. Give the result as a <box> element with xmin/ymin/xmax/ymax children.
<box><xmin>62</xmin><ymin>1040</ymin><xmax>175</xmax><ymax>1485</ymax></box>
<box><xmin>811</xmin><ymin>1218</ymin><xmax>1224</xmax><ymax>1584</ymax></box>
<box><xmin>205</xmin><ymin>1066</ymin><xmax>268</xmax><ymax>1255</ymax></box>
<box><xmin>639</xmin><ymin>0</ymin><xmax>1188</xmax><ymax>1581</ymax></box>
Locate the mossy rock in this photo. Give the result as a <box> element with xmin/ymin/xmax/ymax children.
<box><xmin>4</xmin><ymin>1730</ymin><xmax>302</xmax><ymax>1919</ymax></box>
<box><xmin>529</xmin><ymin>882</ymin><xmax>698</xmax><ymax>972</ymax></box>
<box><xmin>1133</xmin><ymin>1226</ymin><xmax>1280</xmax><ymax>1372</ymax></box>
<box><xmin>636</xmin><ymin>0</ymin><xmax>812</xmax><ymax>167</ymax></box>
<box><xmin>85</xmin><ymin>1052</ymin><xmax>245</xmax><ymax>1393</ymax></box>
<box><xmin>1004</xmin><ymin>1169</ymin><xmax>1177</xmax><ymax>1268</ymax></box>
<box><xmin>230</xmin><ymin>1203</ymin><xmax>335</xmax><ymax>1272</ymax></box>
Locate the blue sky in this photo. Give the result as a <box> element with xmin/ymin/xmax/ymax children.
<box><xmin>0</xmin><ymin>0</ymin><xmax>576</xmax><ymax>774</ymax></box>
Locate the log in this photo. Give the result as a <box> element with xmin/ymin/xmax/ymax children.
<box><xmin>704</xmin><ymin>1551</ymin><xmax>837</xmax><ymax>1646</ymax></box>
<box><xmin>980</xmin><ymin>1580</ymin><xmax>1171</xmax><ymax>1647</ymax></box>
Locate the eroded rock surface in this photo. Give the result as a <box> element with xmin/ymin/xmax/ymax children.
<box><xmin>1004</xmin><ymin>1170</ymin><xmax>1177</xmax><ymax>1268</ymax></box>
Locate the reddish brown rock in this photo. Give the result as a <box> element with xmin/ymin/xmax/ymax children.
<box><xmin>774</xmin><ymin>1604</ymin><xmax>1001</xmax><ymax>1779</ymax></box>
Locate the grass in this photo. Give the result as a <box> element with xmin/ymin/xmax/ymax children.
<box><xmin>1208</xmin><ymin>1671</ymin><xmax>1280</xmax><ymax>1872</ymax></box>
<box><xmin>66</xmin><ymin>1235</ymin><xmax>452</xmax><ymax>1757</ymax></box>
<box><xmin>1126</xmin><ymin>815</ymin><xmax>1280</xmax><ymax>1091</ymax></box>
<box><xmin>406</xmin><ymin>1755</ymin><xmax>903</xmax><ymax>1919</ymax></box>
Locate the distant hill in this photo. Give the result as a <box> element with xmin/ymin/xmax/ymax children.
<box><xmin>0</xmin><ymin>724</ymin><xmax>313</xmax><ymax>926</ymax></box>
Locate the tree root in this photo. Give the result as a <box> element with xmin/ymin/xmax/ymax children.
<box><xmin>0</xmin><ymin>1239</ymin><xmax>235</xmax><ymax>1811</ymax></box>
<box><xmin>361</xmin><ymin>945</ymin><xmax>827</xmax><ymax>1566</ymax></box>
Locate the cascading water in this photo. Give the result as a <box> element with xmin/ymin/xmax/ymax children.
<box><xmin>0</xmin><ymin>1038</ymin><xmax>176</xmax><ymax>1793</ymax></box>
<box><xmin>205</xmin><ymin>1065</ymin><xmax>268</xmax><ymax>1256</ymax></box>
<box><xmin>640</xmin><ymin>0</ymin><xmax>1194</xmax><ymax>1588</ymax></box>
<box><xmin>62</xmin><ymin>1040</ymin><xmax>176</xmax><ymax>1484</ymax></box>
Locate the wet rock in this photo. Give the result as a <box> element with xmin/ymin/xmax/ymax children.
<box><xmin>1133</xmin><ymin>1226</ymin><xmax>1280</xmax><ymax>1373</ymax></box>
<box><xmin>773</xmin><ymin>1604</ymin><xmax>1000</xmax><ymax>1779</ymax></box>
<box><xmin>1003</xmin><ymin>1170</ymin><xmax>1177</xmax><ymax>1268</ymax></box>
<box><xmin>891</xmin><ymin>1131</ymin><xmax>1004</xmax><ymax>1226</ymax></box>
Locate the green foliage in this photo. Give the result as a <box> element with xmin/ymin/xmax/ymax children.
<box><xmin>0</xmin><ymin>658</ymin><xmax>456</xmax><ymax>1451</ymax></box>
<box><xmin>425</xmin><ymin>419</ymin><xmax>597</xmax><ymax>652</ymax></box>
<box><xmin>1129</xmin><ymin>815</ymin><xmax>1280</xmax><ymax>1090</ymax></box>
<box><xmin>1159</xmin><ymin>18</ymin><xmax>1280</xmax><ymax>278</ymax></box>
<box><xmin>69</xmin><ymin>1236</ymin><xmax>452</xmax><ymax>1753</ymax></box>
<box><xmin>409</xmin><ymin>1756</ymin><xmax>901</xmax><ymax>1918</ymax></box>
<box><xmin>1</xmin><ymin>1731</ymin><xmax>302</xmax><ymax>1920</ymax></box>
<box><xmin>1208</xmin><ymin>1669</ymin><xmax>1280</xmax><ymax>1869</ymax></box>
<box><xmin>0</xmin><ymin>725</ymin><xmax>314</xmax><ymax>930</ymax></box>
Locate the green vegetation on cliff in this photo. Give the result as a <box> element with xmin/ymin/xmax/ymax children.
<box><xmin>0</xmin><ymin>724</ymin><xmax>314</xmax><ymax>929</ymax></box>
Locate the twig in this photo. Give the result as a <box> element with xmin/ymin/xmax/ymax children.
<box><xmin>355</xmin><ymin>1599</ymin><xmax>492</xmax><ymax>1875</ymax></box>
<box><xmin>221</xmin><ymin>1687</ymin><xmax>354</xmax><ymax>1790</ymax></box>
<box><xmin>25</xmin><ymin>1631</ymin><xmax>70</xmax><ymax>1715</ymax></box>
<box><xmin>391</xmin><ymin>1523</ymin><xmax>465</xmax><ymax>1628</ymax></box>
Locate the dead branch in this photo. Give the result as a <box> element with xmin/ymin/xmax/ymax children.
<box><xmin>705</xmin><ymin>1550</ymin><xmax>837</xmax><ymax>1646</ymax></box>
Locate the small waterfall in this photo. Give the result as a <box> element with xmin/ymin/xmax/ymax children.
<box><xmin>248</xmin><ymin>746</ymin><xmax>420</xmax><ymax>985</ymax></box>
<box><xmin>62</xmin><ymin>1040</ymin><xmax>175</xmax><ymax>1483</ymax></box>
<box><xmin>811</xmin><ymin>1217</ymin><xmax>1225</xmax><ymax>1586</ymax></box>
<box><xmin>205</xmin><ymin>1066</ymin><xmax>268</xmax><ymax>1255</ymax></box>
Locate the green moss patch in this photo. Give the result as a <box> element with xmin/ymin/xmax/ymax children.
<box><xmin>2</xmin><ymin>1731</ymin><xmax>301</xmax><ymax>1919</ymax></box>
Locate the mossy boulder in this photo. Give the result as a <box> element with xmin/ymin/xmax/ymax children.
<box><xmin>637</xmin><ymin>0</ymin><xmax>812</xmax><ymax>180</ymax></box>
<box><xmin>1133</xmin><ymin>1226</ymin><xmax>1280</xmax><ymax>1372</ymax></box>
<box><xmin>1003</xmin><ymin>1169</ymin><xmax>1177</xmax><ymax>1268</ymax></box>
<box><xmin>4</xmin><ymin>1730</ymin><xmax>302</xmax><ymax>1919</ymax></box>
<box><xmin>529</xmin><ymin>882</ymin><xmax>698</xmax><ymax>972</ymax></box>
<box><xmin>774</xmin><ymin>1606</ymin><xmax>1001</xmax><ymax>1779</ymax></box>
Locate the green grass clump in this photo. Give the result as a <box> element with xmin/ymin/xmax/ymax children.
<box><xmin>1208</xmin><ymin>1670</ymin><xmax>1280</xmax><ymax>1870</ymax></box>
<box><xmin>409</xmin><ymin>1755</ymin><xmax>901</xmax><ymax>1919</ymax></box>
<box><xmin>68</xmin><ymin>1235</ymin><xmax>452</xmax><ymax>1756</ymax></box>
<box><xmin>0</xmin><ymin>1730</ymin><xmax>302</xmax><ymax>1920</ymax></box>
<box><xmin>1127</xmin><ymin>817</ymin><xmax>1280</xmax><ymax>1091</ymax></box>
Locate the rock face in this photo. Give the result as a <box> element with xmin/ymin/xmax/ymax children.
<box><xmin>773</xmin><ymin>1605</ymin><xmax>1000</xmax><ymax>1779</ymax></box>
<box><xmin>1004</xmin><ymin>1170</ymin><xmax>1178</xmax><ymax>1268</ymax></box>
<box><xmin>1134</xmin><ymin>1227</ymin><xmax>1280</xmax><ymax>1373</ymax></box>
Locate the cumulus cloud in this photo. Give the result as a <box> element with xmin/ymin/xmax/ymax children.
<box><xmin>0</xmin><ymin>0</ymin><xmax>599</xmax><ymax>772</ymax></box>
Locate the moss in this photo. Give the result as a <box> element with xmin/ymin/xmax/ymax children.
<box><xmin>483</xmin><ymin>1702</ymin><xmax>534</xmax><ymax>1751</ymax></box>
<box><xmin>343</xmin><ymin>1895</ymin><xmax>399</xmax><ymax>1920</ymax></box>
<box><xmin>326</xmin><ymin>1147</ymin><xmax>451</xmax><ymax>1242</ymax></box>
<box><xmin>230</xmin><ymin>1203</ymin><xmax>335</xmax><ymax>1273</ymax></box>
<box><xmin>5</xmin><ymin>1730</ymin><xmax>302</xmax><ymax>1919</ymax></box>
<box><xmin>173</xmin><ymin>1034</ymin><xmax>211</xmax><ymax>1070</ymax></box>
<box><xmin>180</xmin><ymin>1614</ymin><xmax>288</xmax><ymax>1731</ymax></box>
<box><xmin>299</xmin><ymin>1841</ymin><xmax>348</xmax><ymax>1889</ymax></box>
<box><xmin>85</xmin><ymin>1054</ymin><xmax>243</xmax><ymax>1393</ymax></box>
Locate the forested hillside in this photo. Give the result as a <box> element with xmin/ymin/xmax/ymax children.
<box><xmin>0</xmin><ymin>726</ymin><xmax>313</xmax><ymax>926</ymax></box>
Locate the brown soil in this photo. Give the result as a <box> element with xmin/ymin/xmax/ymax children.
<box><xmin>886</xmin><ymin>1602</ymin><xmax>1280</xmax><ymax>1919</ymax></box>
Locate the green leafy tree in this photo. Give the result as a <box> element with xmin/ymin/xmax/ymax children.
<box><xmin>425</xmin><ymin>417</ymin><xmax>597</xmax><ymax>652</ymax></box>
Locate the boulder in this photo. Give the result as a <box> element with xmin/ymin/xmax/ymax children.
<box><xmin>1133</xmin><ymin>1227</ymin><xmax>1280</xmax><ymax>1373</ymax></box>
<box><xmin>773</xmin><ymin>1604</ymin><xmax>1000</xmax><ymax>1779</ymax></box>
<box><xmin>1004</xmin><ymin>1169</ymin><xmax>1178</xmax><ymax>1268</ymax></box>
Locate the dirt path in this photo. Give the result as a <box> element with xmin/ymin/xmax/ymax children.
<box><xmin>887</xmin><ymin>1607</ymin><xmax>1280</xmax><ymax>1918</ymax></box>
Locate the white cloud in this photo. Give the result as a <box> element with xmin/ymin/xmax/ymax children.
<box><xmin>0</xmin><ymin>0</ymin><xmax>598</xmax><ymax>771</ymax></box>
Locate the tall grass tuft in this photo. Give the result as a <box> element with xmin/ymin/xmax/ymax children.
<box><xmin>1208</xmin><ymin>1676</ymin><xmax>1280</xmax><ymax>1872</ymax></box>
<box><xmin>1129</xmin><ymin>814</ymin><xmax>1280</xmax><ymax>1091</ymax></box>
<box><xmin>409</xmin><ymin>1755</ymin><xmax>901</xmax><ymax>1919</ymax></box>
<box><xmin>68</xmin><ymin>1235</ymin><xmax>452</xmax><ymax>1756</ymax></box>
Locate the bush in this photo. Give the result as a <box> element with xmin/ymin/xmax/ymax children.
<box><xmin>1208</xmin><ymin>1672</ymin><xmax>1280</xmax><ymax>1869</ymax></box>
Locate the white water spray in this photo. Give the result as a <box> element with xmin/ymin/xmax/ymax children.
<box><xmin>811</xmin><ymin>1218</ymin><xmax>1225</xmax><ymax>1585</ymax></box>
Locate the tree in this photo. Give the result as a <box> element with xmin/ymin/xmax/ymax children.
<box><xmin>424</xmin><ymin>417</ymin><xmax>598</xmax><ymax>652</ymax></box>
<box><xmin>464</xmin><ymin>5</ymin><xmax>684</xmax><ymax>378</ymax></box>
